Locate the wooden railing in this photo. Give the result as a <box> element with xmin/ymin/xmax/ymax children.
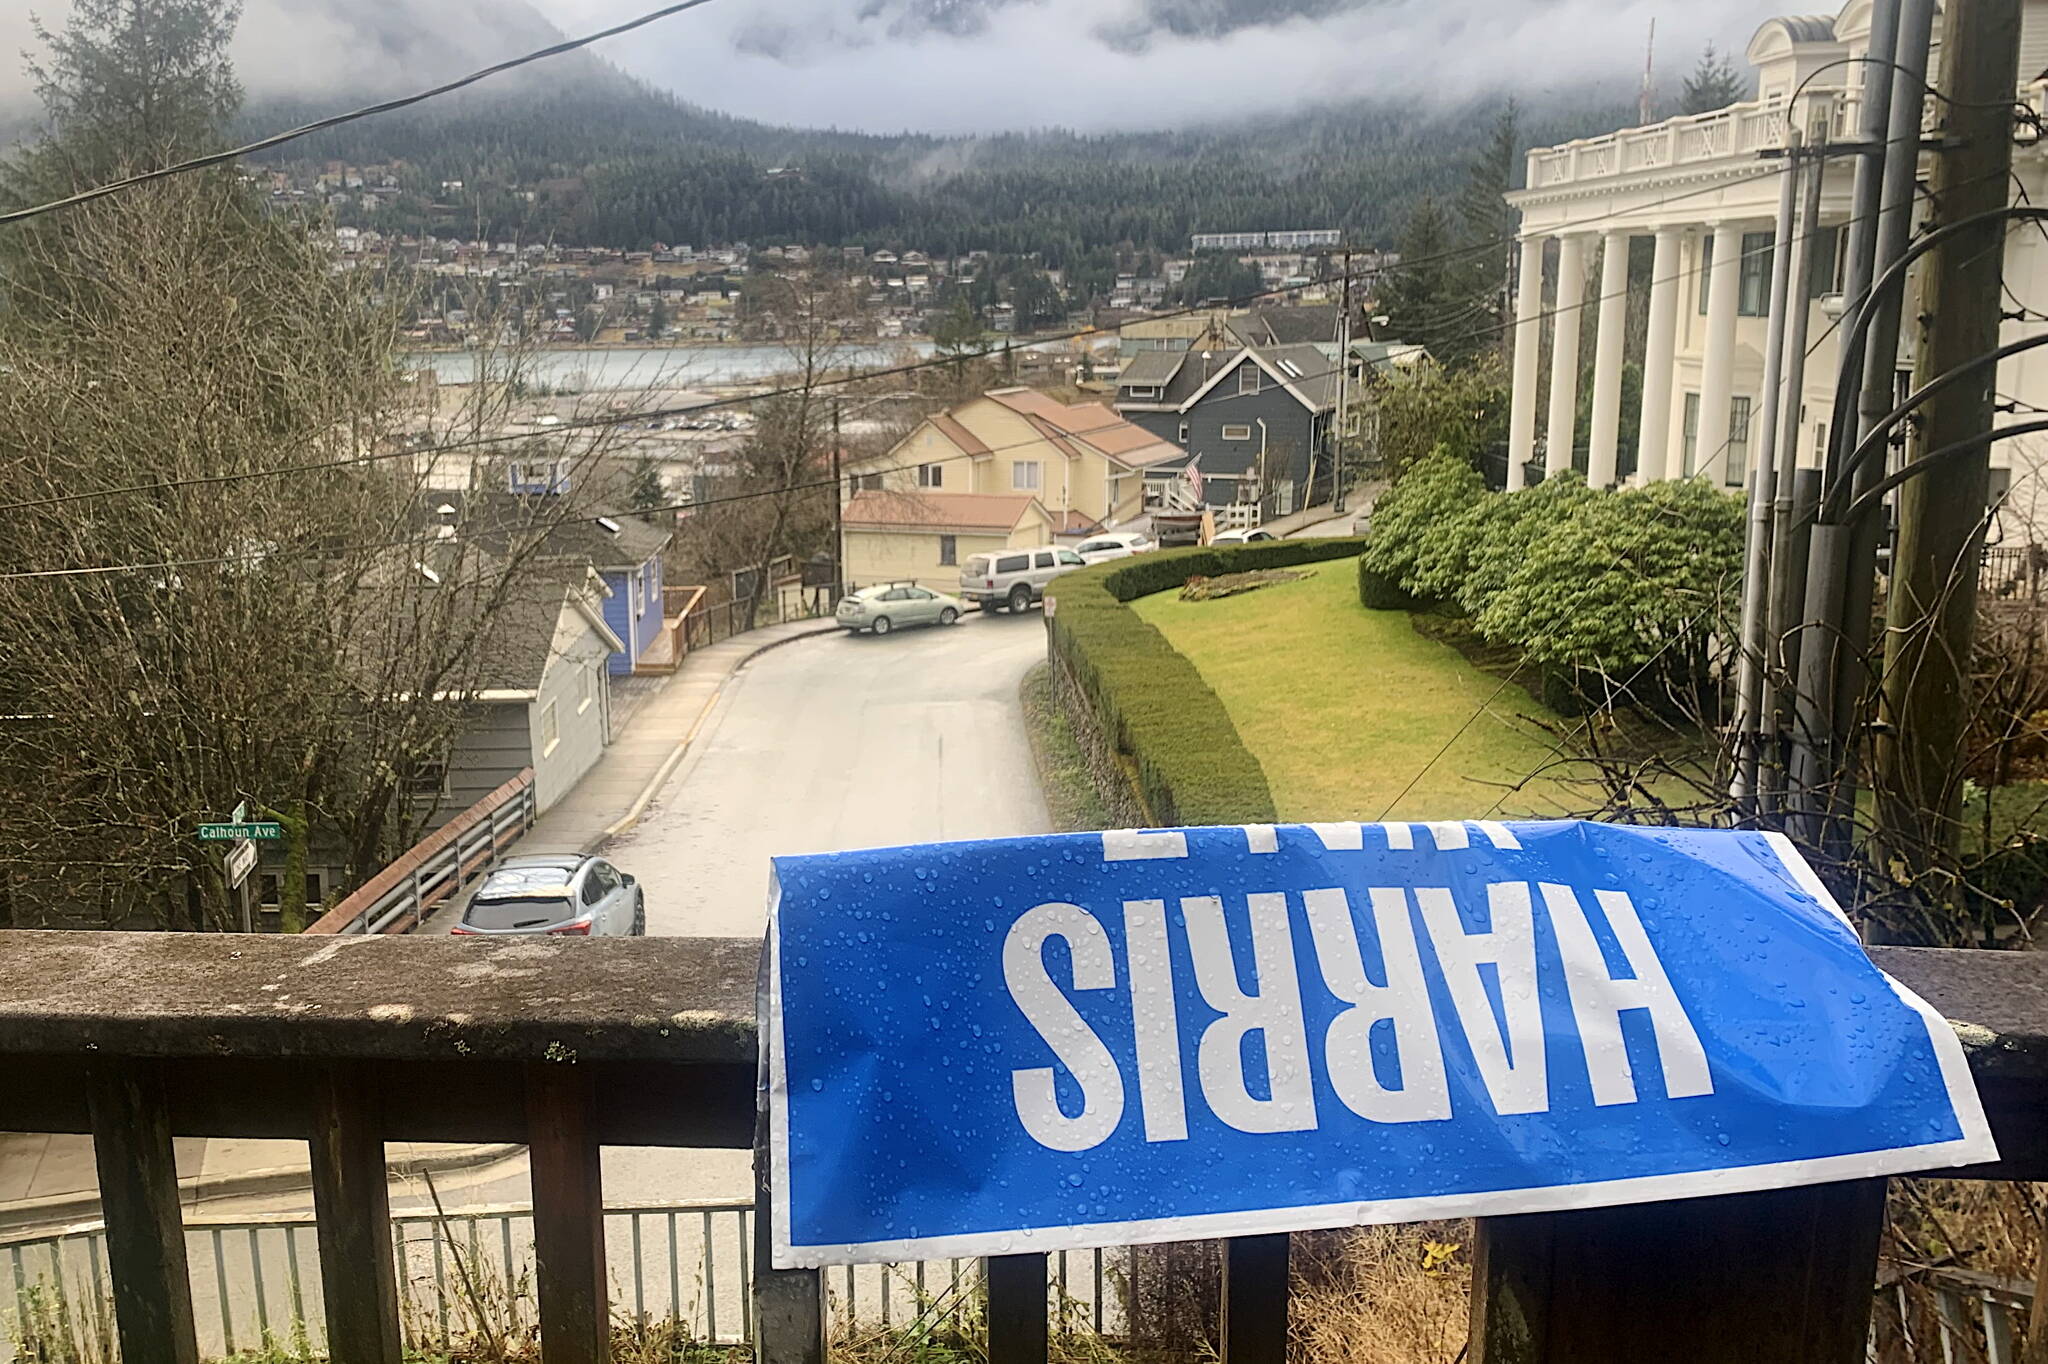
<box><xmin>1</xmin><ymin>933</ymin><xmax>2044</xmax><ymax>1363</ymax></box>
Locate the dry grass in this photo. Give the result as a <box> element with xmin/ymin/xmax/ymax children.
<box><xmin>1291</xmin><ymin>1225</ymin><xmax>1471</xmax><ymax>1364</ymax></box>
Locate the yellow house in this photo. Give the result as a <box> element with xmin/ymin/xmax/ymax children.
<box><xmin>849</xmin><ymin>387</ymin><xmax>1184</xmax><ymax>537</ymax></box>
<box><xmin>842</xmin><ymin>491</ymin><xmax>1056</xmax><ymax>592</ymax></box>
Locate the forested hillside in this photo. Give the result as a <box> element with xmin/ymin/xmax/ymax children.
<box><xmin>249</xmin><ymin>70</ymin><xmax>1629</xmax><ymax>262</ymax></box>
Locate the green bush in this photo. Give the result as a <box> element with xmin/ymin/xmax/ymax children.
<box><xmin>1357</xmin><ymin>559</ymin><xmax>1412</xmax><ymax>610</ymax></box>
<box><xmin>1357</xmin><ymin>449</ymin><xmax>1485</xmax><ymax>599</ymax></box>
<box><xmin>1046</xmin><ymin>537</ymin><xmax>1367</xmax><ymax>826</ymax></box>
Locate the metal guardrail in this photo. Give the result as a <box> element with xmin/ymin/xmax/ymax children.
<box><xmin>305</xmin><ymin>772</ymin><xmax>537</xmax><ymax>936</ymax></box>
<box><xmin>2</xmin><ymin>1201</ymin><xmax>1128</xmax><ymax>1361</ymax></box>
<box><xmin>1872</xmin><ymin>1262</ymin><xmax>2035</xmax><ymax>1364</ymax></box>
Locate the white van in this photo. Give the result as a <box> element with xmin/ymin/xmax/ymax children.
<box><xmin>959</xmin><ymin>545</ymin><xmax>1087</xmax><ymax>612</ymax></box>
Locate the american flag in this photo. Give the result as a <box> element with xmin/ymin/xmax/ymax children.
<box><xmin>1184</xmin><ymin>457</ymin><xmax>1204</xmax><ymax>503</ymax></box>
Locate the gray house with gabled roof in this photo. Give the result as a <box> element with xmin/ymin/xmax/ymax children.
<box><xmin>1114</xmin><ymin>341</ymin><xmax>1341</xmax><ymax>516</ymax></box>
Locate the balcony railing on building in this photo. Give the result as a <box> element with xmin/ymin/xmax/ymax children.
<box><xmin>1</xmin><ymin>929</ymin><xmax>2045</xmax><ymax>1364</ymax></box>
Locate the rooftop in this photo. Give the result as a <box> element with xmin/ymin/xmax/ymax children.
<box><xmin>843</xmin><ymin>490</ymin><xmax>1044</xmax><ymax>533</ymax></box>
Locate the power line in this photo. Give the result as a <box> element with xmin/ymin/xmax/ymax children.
<box><xmin>0</xmin><ymin>0</ymin><xmax>725</xmax><ymax>228</ymax></box>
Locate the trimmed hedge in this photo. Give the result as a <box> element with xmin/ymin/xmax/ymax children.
<box><xmin>1046</xmin><ymin>537</ymin><xmax>1369</xmax><ymax>826</ymax></box>
<box><xmin>1357</xmin><ymin>559</ymin><xmax>1412</xmax><ymax>610</ymax></box>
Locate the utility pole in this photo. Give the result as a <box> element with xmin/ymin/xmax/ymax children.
<box><xmin>831</xmin><ymin>400</ymin><xmax>845</xmax><ymax>600</ymax></box>
<box><xmin>1875</xmin><ymin>0</ymin><xmax>2024</xmax><ymax>876</ymax></box>
<box><xmin>1334</xmin><ymin>247</ymin><xmax>1353</xmax><ymax>513</ymax></box>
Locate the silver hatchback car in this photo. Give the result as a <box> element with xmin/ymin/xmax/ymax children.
<box><xmin>451</xmin><ymin>855</ymin><xmax>645</xmax><ymax>936</ymax></box>
<box><xmin>836</xmin><ymin>583</ymin><xmax>962</xmax><ymax>635</ymax></box>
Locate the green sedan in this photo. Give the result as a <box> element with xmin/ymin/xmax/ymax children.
<box><xmin>835</xmin><ymin>583</ymin><xmax>963</xmax><ymax>636</ymax></box>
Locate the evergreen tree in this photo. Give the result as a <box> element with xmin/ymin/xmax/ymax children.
<box><xmin>16</xmin><ymin>0</ymin><xmax>242</xmax><ymax>189</ymax></box>
<box><xmin>1678</xmin><ymin>44</ymin><xmax>1748</xmax><ymax>116</ymax></box>
<box><xmin>1378</xmin><ymin>196</ymin><xmax>1481</xmax><ymax>364</ymax></box>
<box><xmin>1454</xmin><ymin>102</ymin><xmax>1521</xmax><ymax>353</ymax></box>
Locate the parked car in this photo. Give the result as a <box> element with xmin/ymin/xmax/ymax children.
<box><xmin>959</xmin><ymin>546</ymin><xmax>1088</xmax><ymax>613</ymax></box>
<box><xmin>836</xmin><ymin>583</ymin><xmax>961</xmax><ymax>635</ymax></box>
<box><xmin>1073</xmin><ymin>532</ymin><xmax>1156</xmax><ymax>564</ymax></box>
<box><xmin>1210</xmin><ymin>528</ymin><xmax>1278</xmax><ymax>545</ymax></box>
<box><xmin>451</xmin><ymin>855</ymin><xmax>644</xmax><ymax>937</ymax></box>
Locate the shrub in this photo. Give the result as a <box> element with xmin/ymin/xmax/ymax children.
<box><xmin>1046</xmin><ymin>538</ymin><xmax>1368</xmax><ymax>825</ymax></box>
<box><xmin>1473</xmin><ymin>477</ymin><xmax>1745</xmax><ymax>706</ymax></box>
<box><xmin>1357</xmin><ymin>449</ymin><xmax>1485</xmax><ymax>599</ymax></box>
<box><xmin>1358</xmin><ymin>559</ymin><xmax>1412</xmax><ymax>610</ymax></box>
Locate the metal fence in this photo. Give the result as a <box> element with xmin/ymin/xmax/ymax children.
<box><xmin>1871</xmin><ymin>1262</ymin><xmax>2034</xmax><ymax>1364</ymax></box>
<box><xmin>2</xmin><ymin>1201</ymin><xmax>1128</xmax><ymax>1361</ymax></box>
<box><xmin>309</xmin><ymin>772</ymin><xmax>539</xmax><ymax>935</ymax></box>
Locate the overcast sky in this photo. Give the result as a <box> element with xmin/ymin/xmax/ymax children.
<box><xmin>1</xmin><ymin>0</ymin><xmax>1790</xmax><ymax>135</ymax></box>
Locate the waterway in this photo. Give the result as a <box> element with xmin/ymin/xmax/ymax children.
<box><xmin>404</xmin><ymin>342</ymin><xmax>940</xmax><ymax>391</ymax></box>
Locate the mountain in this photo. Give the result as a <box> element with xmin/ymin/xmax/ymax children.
<box><xmin>5</xmin><ymin>0</ymin><xmax>1634</xmax><ymax>264</ymax></box>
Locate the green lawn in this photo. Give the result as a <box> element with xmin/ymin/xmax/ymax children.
<box><xmin>1130</xmin><ymin>558</ymin><xmax>1568</xmax><ymax>822</ymax></box>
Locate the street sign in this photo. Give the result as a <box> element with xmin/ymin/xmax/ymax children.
<box><xmin>224</xmin><ymin>839</ymin><xmax>258</xmax><ymax>889</ymax></box>
<box><xmin>765</xmin><ymin>820</ymin><xmax>1995</xmax><ymax>1268</ymax></box>
<box><xmin>198</xmin><ymin>822</ymin><xmax>285</xmax><ymax>842</ymax></box>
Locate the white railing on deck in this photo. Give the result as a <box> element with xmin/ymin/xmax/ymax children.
<box><xmin>1525</xmin><ymin>93</ymin><xmax>1852</xmax><ymax>192</ymax></box>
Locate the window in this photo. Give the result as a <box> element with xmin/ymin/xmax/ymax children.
<box><xmin>1034</xmin><ymin>551</ymin><xmax>1056</xmax><ymax>569</ymax></box>
<box><xmin>851</xmin><ymin>472</ymin><xmax>884</xmax><ymax>492</ymax></box>
<box><xmin>1127</xmin><ymin>385</ymin><xmax>1161</xmax><ymax>399</ymax></box>
<box><xmin>1239</xmin><ymin>366</ymin><xmax>1261</xmax><ymax>395</ymax></box>
<box><xmin>540</xmin><ymin>699</ymin><xmax>560</xmax><ymax>757</ymax></box>
<box><xmin>939</xmin><ymin>534</ymin><xmax>957</xmax><ymax>566</ymax></box>
<box><xmin>1737</xmin><ymin>231</ymin><xmax>1774</xmax><ymax>317</ymax></box>
<box><xmin>408</xmin><ymin>749</ymin><xmax>449</xmax><ymax>797</ymax></box>
<box><xmin>580</xmin><ymin>872</ymin><xmax>606</xmax><ymax>907</ymax></box>
<box><xmin>1698</xmin><ymin>235</ymin><xmax>1715</xmax><ymax>315</ymax></box>
<box><xmin>1178</xmin><ymin>421</ymin><xmax>1190</xmax><ymax>443</ymax></box>
<box><xmin>996</xmin><ymin>554</ymin><xmax>1029</xmax><ymax>574</ymax></box>
<box><xmin>1221</xmin><ymin>424</ymin><xmax>1253</xmax><ymax>441</ymax></box>
<box><xmin>578</xmin><ymin>664</ymin><xmax>595</xmax><ymax>715</ymax></box>
<box><xmin>1681</xmin><ymin>393</ymin><xmax>1702</xmax><ymax>474</ymax></box>
<box><xmin>907</xmin><ymin>587</ymin><xmax>936</xmax><ymax>600</ymax></box>
<box><xmin>1811</xmin><ymin>421</ymin><xmax>1829</xmax><ymax>467</ymax></box>
<box><xmin>1012</xmin><ymin>461</ymin><xmax>1042</xmax><ymax>491</ymax></box>
<box><xmin>631</xmin><ymin>573</ymin><xmax>645</xmax><ymax>616</ymax></box>
<box><xmin>1725</xmin><ymin>395</ymin><xmax>1753</xmax><ymax>487</ymax></box>
<box><xmin>1808</xmin><ymin>225</ymin><xmax>1845</xmax><ymax>301</ymax></box>
<box><xmin>1057</xmin><ymin>550</ymin><xmax>1085</xmax><ymax>567</ymax></box>
<box><xmin>918</xmin><ymin>463</ymin><xmax>944</xmax><ymax>488</ymax></box>
<box><xmin>1989</xmin><ymin>466</ymin><xmax>2013</xmax><ymax>510</ymax></box>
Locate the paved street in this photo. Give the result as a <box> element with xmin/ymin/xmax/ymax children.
<box><xmin>606</xmin><ymin>606</ymin><xmax>1054</xmax><ymax>937</ymax></box>
<box><xmin>191</xmin><ymin>606</ymin><xmax>1054</xmax><ymax>1225</ymax></box>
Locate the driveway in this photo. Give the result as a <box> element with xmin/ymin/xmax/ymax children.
<box><xmin>607</xmin><ymin>605</ymin><xmax>1054</xmax><ymax>937</ymax></box>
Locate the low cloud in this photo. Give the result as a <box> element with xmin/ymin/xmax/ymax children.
<box><xmin>541</xmin><ymin>0</ymin><xmax>1785</xmax><ymax>133</ymax></box>
<box><xmin>0</xmin><ymin>0</ymin><xmax>1786</xmax><ymax>134</ymax></box>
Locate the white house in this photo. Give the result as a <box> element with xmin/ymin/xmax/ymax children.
<box><xmin>1505</xmin><ymin>0</ymin><xmax>2048</xmax><ymax>540</ymax></box>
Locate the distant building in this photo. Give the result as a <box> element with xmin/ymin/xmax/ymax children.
<box><xmin>1191</xmin><ymin>229</ymin><xmax>1340</xmax><ymax>251</ymax></box>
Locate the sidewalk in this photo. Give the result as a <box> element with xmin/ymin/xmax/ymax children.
<box><xmin>0</xmin><ymin>1133</ymin><xmax>519</xmax><ymax>1236</ymax></box>
<box><xmin>0</xmin><ymin>619</ymin><xmax>837</xmax><ymax>1234</ymax></box>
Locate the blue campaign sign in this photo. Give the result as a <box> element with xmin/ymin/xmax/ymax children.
<box><xmin>763</xmin><ymin>820</ymin><xmax>1994</xmax><ymax>1269</ymax></box>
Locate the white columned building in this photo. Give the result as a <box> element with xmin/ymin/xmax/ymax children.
<box><xmin>1501</xmin><ymin>0</ymin><xmax>2048</xmax><ymax>545</ymax></box>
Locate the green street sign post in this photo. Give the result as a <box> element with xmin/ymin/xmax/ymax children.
<box><xmin>198</xmin><ymin>822</ymin><xmax>285</xmax><ymax>843</ymax></box>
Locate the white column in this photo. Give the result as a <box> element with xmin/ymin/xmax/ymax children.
<box><xmin>1636</xmin><ymin>229</ymin><xmax>1684</xmax><ymax>482</ymax></box>
<box><xmin>1586</xmin><ymin>230</ymin><xmax>1632</xmax><ymax>488</ymax></box>
<box><xmin>1507</xmin><ymin>234</ymin><xmax>1545</xmax><ymax>490</ymax></box>
<box><xmin>1696</xmin><ymin>224</ymin><xmax>1745</xmax><ymax>478</ymax></box>
<box><xmin>1545</xmin><ymin>234</ymin><xmax>1587</xmax><ymax>477</ymax></box>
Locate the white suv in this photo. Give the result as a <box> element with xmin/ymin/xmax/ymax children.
<box><xmin>959</xmin><ymin>545</ymin><xmax>1087</xmax><ymax>613</ymax></box>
